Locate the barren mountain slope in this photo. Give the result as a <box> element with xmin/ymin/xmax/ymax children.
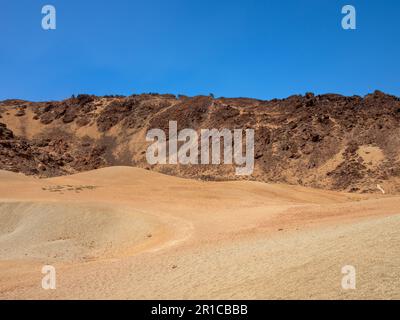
<box><xmin>1</xmin><ymin>91</ymin><xmax>400</xmax><ymax>193</ymax></box>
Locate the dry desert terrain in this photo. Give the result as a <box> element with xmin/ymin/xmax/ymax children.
<box><xmin>0</xmin><ymin>166</ymin><xmax>399</xmax><ymax>299</ymax></box>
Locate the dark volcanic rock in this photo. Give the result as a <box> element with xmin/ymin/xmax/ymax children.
<box><xmin>0</xmin><ymin>123</ymin><xmax>14</xmax><ymax>139</ymax></box>
<box><xmin>0</xmin><ymin>122</ymin><xmax>66</xmax><ymax>177</ymax></box>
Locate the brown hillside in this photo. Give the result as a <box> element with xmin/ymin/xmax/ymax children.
<box><xmin>1</xmin><ymin>91</ymin><xmax>400</xmax><ymax>193</ymax></box>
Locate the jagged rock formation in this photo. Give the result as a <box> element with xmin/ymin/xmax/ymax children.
<box><xmin>1</xmin><ymin>91</ymin><xmax>400</xmax><ymax>193</ymax></box>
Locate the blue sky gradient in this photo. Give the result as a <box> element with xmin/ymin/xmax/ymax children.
<box><xmin>0</xmin><ymin>0</ymin><xmax>399</xmax><ymax>101</ymax></box>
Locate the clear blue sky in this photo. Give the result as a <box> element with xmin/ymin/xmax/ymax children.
<box><xmin>0</xmin><ymin>0</ymin><xmax>399</xmax><ymax>101</ymax></box>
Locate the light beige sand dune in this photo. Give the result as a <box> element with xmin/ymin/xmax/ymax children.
<box><xmin>0</xmin><ymin>167</ymin><xmax>399</xmax><ymax>299</ymax></box>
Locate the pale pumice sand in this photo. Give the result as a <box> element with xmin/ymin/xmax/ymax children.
<box><xmin>0</xmin><ymin>167</ymin><xmax>399</xmax><ymax>299</ymax></box>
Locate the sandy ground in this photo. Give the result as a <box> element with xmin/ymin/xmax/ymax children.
<box><xmin>0</xmin><ymin>166</ymin><xmax>399</xmax><ymax>299</ymax></box>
